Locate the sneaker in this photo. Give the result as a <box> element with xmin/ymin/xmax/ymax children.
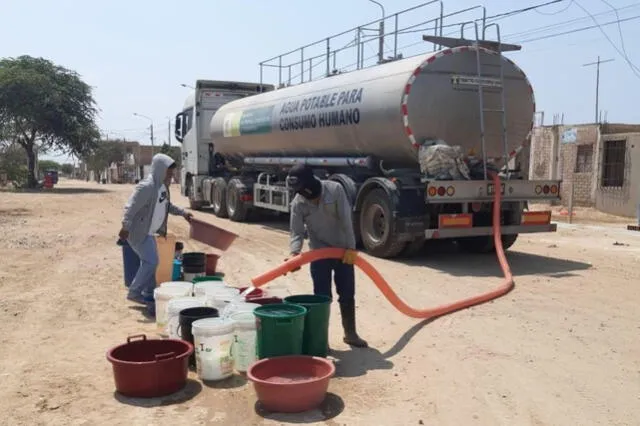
<box><xmin>127</xmin><ymin>293</ymin><xmax>146</xmax><ymax>305</ymax></box>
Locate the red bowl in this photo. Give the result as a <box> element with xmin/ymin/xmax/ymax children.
<box><xmin>247</xmin><ymin>355</ymin><xmax>335</xmax><ymax>413</ymax></box>
<box><xmin>106</xmin><ymin>334</ymin><xmax>193</xmax><ymax>398</ymax></box>
<box><xmin>237</xmin><ymin>287</ymin><xmax>264</xmax><ymax>299</ymax></box>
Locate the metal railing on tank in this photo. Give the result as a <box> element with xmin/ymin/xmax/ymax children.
<box><xmin>258</xmin><ymin>2</ymin><xmax>490</xmax><ymax>88</ymax></box>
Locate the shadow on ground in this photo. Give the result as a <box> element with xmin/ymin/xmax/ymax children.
<box><xmin>254</xmin><ymin>392</ymin><xmax>344</xmax><ymax>424</ymax></box>
<box><xmin>113</xmin><ymin>379</ymin><xmax>202</xmax><ymax>407</ymax></box>
<box><xmin>402</xmin><ymin>241</ymin><xmax>592</xmax><ymax>278</ymax></box>
<box><xmin>37</xmin><ymin>187</ymin><xmax>112</xmax><ymax>194</ymax></box>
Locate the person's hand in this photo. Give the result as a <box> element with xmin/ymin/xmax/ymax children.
<box><xmin>118</xmin><ymin>228</ymin><xmax>129</xmax><ymax>241</ymax></box>
<box><xmin>183</xmin><ymin>212</ymin><xmax>194</xmax><ymax>223</ymax></box>
<box><xmin>284</xmin><ymin>255</ymin><xmax>301</xmax><ymax>273</ymax></box>
<box><xmin>342</xmin><ymin>249</ymin><xmax>358</xmax><ymax>265</ymax></box>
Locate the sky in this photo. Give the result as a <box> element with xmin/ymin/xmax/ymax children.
<box><xmin>2</xmin><ymin>0</ymin><xmax>640</xmax><ymax>163</ymax></box>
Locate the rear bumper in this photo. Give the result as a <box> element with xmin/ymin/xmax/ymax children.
<box><xmin>424</xmin><ymin>223</ymin><xmax>557</xmax><ymax>239</ymax></box>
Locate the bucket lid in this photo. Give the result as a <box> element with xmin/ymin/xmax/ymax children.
<box><xmin>254</xmin><ymin>303</ymin><xmax>307</xmax><ymax>318</ymax></box>
<box><xmin>192</xmin><ymin>317</ymin><xmax>234</xmax><ymax>334</ymax></box>
<box><xmin>154</xmin><ymin>286</ymin><xmax>191</xmax><ymax>298</ymax></box>
<box><xmin>167</xmin><ymin>297</ymin><xmax>204</xmax><ymax>314</ymax></box>
<box><xmin>229</xmin><ymin>311</ymin><xmax>257</xmax><ymax>328</ymax></box>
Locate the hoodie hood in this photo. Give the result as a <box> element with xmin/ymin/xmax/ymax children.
<box><xmin>150</xmin><ymin>153</ymin><xmax>175</xmax><ymax>188</ymax></box>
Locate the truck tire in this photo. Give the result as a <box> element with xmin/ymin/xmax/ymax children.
<box><xmin>457</xmin><ymin>234</ymin><xmax>519</xmax><ymax>254</ymax></box>
<box><xmin>359</xmin><ymin>189</ymin><xmax>406</xmax><ymax>258</ymax></box>
<box><xmin>226</xmin><ymin>178</ymin><xmax>249</xmax><ymax>222</ymax></box>
<box><xmin>402</xmin><ymin>237</ymin><xmax>425</xmax><ymax>257</ymax></box>
<box><xmin>211</xmin><ymin>178</ymin><xmax>228</xmax><ymax>218</ymax></box>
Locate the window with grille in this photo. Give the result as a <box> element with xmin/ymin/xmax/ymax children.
<box><xmin>601</xmin><ymin>140</ymin><xmax>626</xmax><ymax>187</ymax></box>
<box><xmin>575</xmin><ymin>145</ymin><xmax>593</xmax><ymax>172</ymax></box>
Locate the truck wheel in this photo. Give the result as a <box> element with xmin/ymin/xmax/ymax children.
<box><xmin>226</xmin><ymin>178</ymin><xmax>249</xmax><ymax>222</ymax></box>
<box><xmin>189</xmin><ymin>199</ymin><xmax>204</xmax><ymax>210</ymax></box>
<box><xmin>359</xmin><ymin>189</ymin><xmax>406</xmax><ymax>258</ymax></box>
<box><xmin>211</xmin><ymin>178</ymin><xmax>228</xmax><ymax>218</ymax></box>
<box><xmin>402</xmin><ymin>237</ymin><xmax>425</xmax><ymax>257</ymax></box>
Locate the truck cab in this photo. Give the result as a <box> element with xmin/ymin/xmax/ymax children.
<box><xmin>174</xmin><ymin>80</ymin><xmax>274</xmax><ymax>209</ymax></box>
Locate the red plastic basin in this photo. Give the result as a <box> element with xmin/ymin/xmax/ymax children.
<box><xmin>189</xmin><ymin>218</ymin><xmax>238</xmax><ymax>251</ymax></box>
<box><xmin>237</xmin><ymin>286</ymin><xmax>264</xmax><ymax>300</ymax></box>
<box><xmin>250</xmin><ymin>297</ymin><xmax>283</xmax><ymax>305</ymax></box>
<box><xmin>106</xmin><ymin>334</ymin><xmax>193</xmax><ymax>398</ymax></box>
<box><xmin>247</xmin><ymin>355</ymin><xmax>335</xmax><ymax>413</ymax></box>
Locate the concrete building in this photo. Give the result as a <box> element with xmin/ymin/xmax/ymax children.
<box><xmin>530</xmin><ymin>123</ymin><xmax>640</xmax><ymax>218</ymax></box>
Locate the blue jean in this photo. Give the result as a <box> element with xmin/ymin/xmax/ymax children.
<box><xmin>127</xmin><ymin>235</ymin><xmax>158</xmax><ymax>299</ymax></box>
<box><xmin>309</xmin><ymin>259</ymin><xmax>355</xmax><ymax>304</ymax></box>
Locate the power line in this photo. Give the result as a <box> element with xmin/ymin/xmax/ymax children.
<box><xmin>534</xmin><ymin>0</ymin><xmax>574</xmax><ymax>15</ymax></box>
<box><xmin>572</xmin><ymin>1</ymin><xmax>640</xmax><ymax>78</ymax></box>
<box><xmin>514</xmin><ymin>14</ymin><xmax>640</xmax><ymax>43</ymax></box>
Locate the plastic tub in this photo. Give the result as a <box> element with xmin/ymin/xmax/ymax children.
<box><xmin>183</xmin><ymin>271</ymin><xmax>205</xmax><ymax>282</ymax></box>
<box><xmin>284</xmin><ymin>295</ymin><xmax>332</xmax><ymax>358</ymax></box>
<box><xmin>155</xmin><ymin>235</ymin><xmax>177</xmax><ymax>285</ymax></box>
<box><xmin>247</xmin><ymin>355</ymin><xmax>335</xmax><ymax>413</ymax></box>
<box><xmin>222</xmin><ymin>302</ymin><xmax>260</xmax><ymax>319</ymax></box>
<box><xmin>106</xmin><ymin>334</ymin><xmax>193</xmax><ymax>398</ymax></box>
<box><xmin>189</xmin><ymin>218</ymin><xmax>238</xmax><ymax>251</ymax></box>
<box><xmin>118</xmin><ymin>239</ymin><xmax>140</xmax><ymax>288</ymax></box>
<box><xmin>192</xmin><ymin>317</ymin><xmax>235</xmax><ymax>381</ymax></box>
<box><xmin>237</xmin><ymin>287</ymin><xmax>264</xmax><ymax>300</ymax></box>
<box><xmin>205</xmin><ymin>253</ymin><xmax>220</xmax><ymax>275</ymax></box>
<box><xmin>254</xmin><ymin>304</ymin><xmax>307</xmax><ymax>359</ymax></box>
<box><xmin>251</xmin><ymin>297</ymin><xmax>284</xmax><ymax>306</ymax></box>
<box><xmin>154</xmin><ymin>286</ymin><xmax>193</xmax><ymax>329</ymax></box>
<box><xmin>160</xmin><ymin>281</ymin><xmax>194</xmax><ymax>295</ymax></box>
<box><xmin>179</xmin><ymin>307</ymin><xmax>219</xmax><ymax>368</ymax></box>
<box><xmin>192</xmin><ymin>275</ymin><xmax>224</xmax><ymax>284</ymax></box>
<box><xmin>205</xmin><ymin>287</ymin><xmax>241</xmax><ymax>311</ymax></box>
<box><xmin>193</xmin><ymin>281</ymin><xmax>228</xmax><ymax>298</ymax></box>
<box><xmin>166</xmin><ymin>297</ymin><xmax>206</xmax><ymax>338</ymax></box>
<box><xmin>230</xmin><ymin>311</ymin><xmax>257</xmax><ymax>373</ymax></box>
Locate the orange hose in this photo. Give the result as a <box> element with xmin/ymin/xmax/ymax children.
<box><xmin>251</xmin><ymin>172</ymin><xmax>514</xmax><ymax>319</ymax></box>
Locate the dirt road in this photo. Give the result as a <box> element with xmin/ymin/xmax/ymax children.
<box><xmin>1</xmin><ymin>179</ymin><xmax>639</xmax><ymax>426</ymax></box>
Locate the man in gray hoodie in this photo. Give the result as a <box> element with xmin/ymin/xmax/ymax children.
<box><xmin>118</xmin><ymin>153</ymin><xmax>192</xmax><ymax>304</ymax></box>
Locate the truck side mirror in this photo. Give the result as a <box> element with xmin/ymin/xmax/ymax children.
<box><xmin>174</xmin><ymin>114</ymin><xmax>183</xmax><ymax>143</ymax></box>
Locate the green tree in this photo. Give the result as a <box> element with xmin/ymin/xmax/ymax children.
<box><xmin>0</xmin><ymin>55</ymin><xmax>100</xmax><ymax>188</ymax></box>
<box><xmin>38</xmin><ymin>159</ymin><xmax>60</xmax><ymax>171</ymax></box>
<box><xmin>60</xmin><ymin>163</ymin><xmax>74</xmax><ymax>176</ymax></box>
<box><xmin>160</xmin><ymin>143</ymin><xmax>181</xmax><ymax>167</ymax></box>
<box><xmin>83</xmin><ymin>139</ymin><xmax>124</xmax><ymax>180</ymax></box>
<box><xmin>0</xmin><ymin>143</ymin><xmax>27</xmax><ymax>186</ymax></box>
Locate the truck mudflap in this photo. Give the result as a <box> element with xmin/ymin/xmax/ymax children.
<box><xmin>425</xmin><ymin>210</ymin><xmax>556</xmax><ymax>239</ymax></box>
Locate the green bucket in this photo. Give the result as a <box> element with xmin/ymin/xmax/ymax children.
<box><xmin>284</xmin><ymin>294</ymin><xmax>332</xmax><ymax>357</ymax></box>
<box><xmin>191</xmin><ymin>275</ymin><xmax>223</xmax><ymax>283</ymax></box>
<box><xmin>254</xmin><ymin>303</ymin><xmax>308</xmax><ymax>359</ymax></box>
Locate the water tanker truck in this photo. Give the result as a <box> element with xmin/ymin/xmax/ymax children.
<box><xmin>174</xmin><ymin>35</ymin><xmax>560</xmax><ymax>258</ymax></box>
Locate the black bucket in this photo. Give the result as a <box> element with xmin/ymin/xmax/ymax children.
<box><xmin>182</xmin><ymin>252</ymin><xmax>206</xmax><ymax>267</ymax></box>
<box><xmin>179</xmin><ymin>306</ymin><xmax>219</xmax><ymax>368</ymax></box>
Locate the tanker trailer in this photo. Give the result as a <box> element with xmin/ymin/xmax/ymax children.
<box><xmin>175</xmin><ymin>39</ymin><xmax>560</xmax><ymax>258</ymax></box>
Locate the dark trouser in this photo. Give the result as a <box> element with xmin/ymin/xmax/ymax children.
<box><xmin>309</xmin><ymin>259</ymin><xmax>355</xmax><ymax>304</ymax></box>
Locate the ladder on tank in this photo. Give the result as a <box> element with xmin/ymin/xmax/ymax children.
<box><xmin>425</xmin><ymin>22</ymin><xmax>521</xmax><ymax>181</ymax></box>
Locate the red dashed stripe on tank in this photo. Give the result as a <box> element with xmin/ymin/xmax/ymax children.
<box><xmin>401</xmin><ymin>45</ymin><xmax>535</xmax><ymax>158</ymax></box>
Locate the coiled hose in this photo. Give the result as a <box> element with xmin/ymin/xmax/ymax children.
<box><xmin>250</xmin><ymin>172</ymin><xmax>514</xmax><ymax>319</ymax></box>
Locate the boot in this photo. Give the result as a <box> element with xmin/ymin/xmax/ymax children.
<box><xmin>339</xmin><ymin>301</ymin><xmax>368</xmax><ymax>348</ymax></box>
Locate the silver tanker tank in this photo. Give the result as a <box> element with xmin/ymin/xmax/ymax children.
<box><xmin>210</xmin><ymin>46</ymin><xmax>535</xmax><ymax>167</ymax></box>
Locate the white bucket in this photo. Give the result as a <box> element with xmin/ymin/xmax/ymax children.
<box><xmin>193</xmin><ymin>281</ymin><xmax>228</xmax><ymax>298</ymax></box>
<box><xmin>222</xmin><ymin>302</ymin><xmax>260</xmax><ymax>319</ymax></box>
<box><xmin>160</xmin><ymin>281</ymin><xmax>194</xmax><ymax>296</ymax></box>
<box><xmin>183</xmin><ymin>271</ymin><xmax>205</xmax><ymax>282</ymax></box>
<box><xmin>229</xmin><ymin>312</ymin><xmax>257</xmax><ymax>373</ymax></box>
<box><xmin>154</xmin><ymin>286</ymin><xmax>192</xmax><ymax>329</ymax></box>
<box><xmin>192</xmin><ymin>317</ymin><xmax>235</xmax><ymax>381</ymax></box>
<box><xmin>205</xmin><ymin>287</ymin><xmax>241</xmax><ymax>311</ymax></box>
<box><xmin>166</xmin><ymin>297</ymin><xmax>206</xmax><ymax>338</ymax></box>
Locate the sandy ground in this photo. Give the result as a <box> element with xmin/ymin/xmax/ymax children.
<box><xmin>1</xmin><ymin>179</ymin><xmax>639</xmax><ymax>426</ymax></box>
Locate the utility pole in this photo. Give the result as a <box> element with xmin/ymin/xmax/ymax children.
<box><xmin>149</xmin><ymin>123</ymin><xmax>155</xmax><ymax>152</ymax></box>
<box><xmin>582</xmin><ymin>56</ymin><xmax>614</xmax><ymax>123</ymax></box>
<box><xmin>166</xmin><ymin>116</ymin><xmax>172</xmax><ymax>146</ymax></box>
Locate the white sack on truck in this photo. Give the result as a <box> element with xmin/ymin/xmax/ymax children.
<box><xmin>418</xmin><ymin>141</ymin><xmax>470</xmax><ymax>180</ymax></box>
